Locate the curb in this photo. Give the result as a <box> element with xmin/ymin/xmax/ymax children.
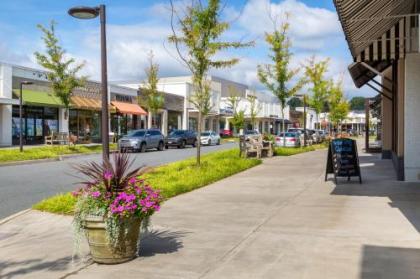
<box><xmin>0</xmin><ymin>209</ymin><xmax>31</xmax><ymax>226</ymax></box>
<box><xmin>0</xmin><ymin>150</ymin><xmax>118</xmax><ymax>167</ymax></box>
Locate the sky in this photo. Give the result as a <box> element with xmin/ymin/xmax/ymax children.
<box><xmin>0</xmin><ymin>0</ymin><xmax>374</xmax><ymax>99</ymax></box>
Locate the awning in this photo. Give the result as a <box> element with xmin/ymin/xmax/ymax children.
<box><xmin>71</xmin><ymin>96</ymin><xmax>101</xmax><ymax>110</ymax></box>
<box><xmin>275</xmin><ymin>119</ymin><xmax>292</xmax><ymax>125</ymax></box>
<box><xmin>334</xmin><ymin>0</ymin><xmax>415</xmax><ymax>59</ymax></box>
<box><xmin>13</xmin><ymin>89</ymin><xmax>63</xmax><ymax>106</ymax></box>
<box><xmin>111</xmin><ymin>101</ymin><xmax>147</xmax><ymax>115</ymax></box>
<box><xmin>348</xmin><ymin>60</ymin><xmax>391</xmax><ymax>88</ymax></box>
<box><xmin>0</xmin><ymin>97</ymin><xmax>19</xmax><ymax>105</ymax></box>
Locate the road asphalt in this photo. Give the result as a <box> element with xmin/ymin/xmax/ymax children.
<box><xmin>0</xmin><ymin>143</ymin><xmax>235</xmax><ymax>220</ymax></box>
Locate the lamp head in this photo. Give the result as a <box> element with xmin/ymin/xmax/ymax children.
<box><xmin>68</xmin><ymin>6</ymin><xmax>99</xmax><ymax>19</ymax></box>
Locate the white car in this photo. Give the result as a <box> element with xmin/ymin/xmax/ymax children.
<box><xmin>200</xmin><ymin>131</ymin><xmax>221</xmax><ymax>145</ymax></box>
<box><xmin>275</xmin><ymin>132</ymin><xmax>301</xmax><ymax>147</ymax></box>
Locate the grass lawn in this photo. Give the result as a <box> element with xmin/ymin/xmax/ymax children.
<box><xmin>0</xmin><ymin>144</ymin><xmax>117</xmax><ymax>163</ymax></box>
<box><xmin>274</xmin><ymin>143</ymin><xmax>327</xmax><ymax>156</ymax></box>
<box><xmin>32</xmin><ymin>149</ymin><xmax>262</xmax><ymax>215</ymax></box>
<box><xmin>221</xmin><ymin>137</ymin><xmax>239</xmax><ymax>144</ymax></box>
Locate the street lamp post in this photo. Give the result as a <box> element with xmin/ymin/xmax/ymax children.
<box><xmin>68</xmin><ymin>5</ymin><xmax>109</xmax><ymax>161</ymax></box>
<box><xmin>19</xmin><ymin>81</ymin><xmax>33</xmax><ymax>152</ymax></box>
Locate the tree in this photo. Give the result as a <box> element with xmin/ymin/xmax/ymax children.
<box><xmin>350</xmin><ymin>96</ymin><xmax>365</xmax><ymax>111</ymax></box>
<box><xmin>140</xmin><ymin>51</ymin><xmax>164</xmax><ymax>129</ymax></box>
<box><xmin>227</xmin><ymin>86</ymin><xmax>245</xmax><ymax>135</ymax></box>
<box><xmin>257</xmin><ymin>20</ymin><xmax>305</xmax><ymax>146</ymax></box>
<box><xmin>169</xmin><ymin>0</ymin><xmax>252</xmax><ymax>165</ymax></box>
<box><xmin>34</xmin><ymin>21</ymin><xmax>85</xmax><ymax>123</ymax></box>
<box><xmin>303</xmin><ymin>56</ymin><xmax>330</xmax><ymax>129</ymax></box>
<box><xmin>329</xmin><ymin>80</ymin><xmax>349</xmax><ymax>133</ymax></box>
<box><xmin>247</xmin><ymin>93</ymin><xmax>261</xmax><ymax>130</ymax></box>
<box><xmin>287</xmin><ymin>96</ymin><xmax>303</xmax><ymax>110</ymax></box>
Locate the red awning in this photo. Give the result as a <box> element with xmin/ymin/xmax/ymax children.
<box><xmin>111</xmin><ymin>101</ymin><xmax>147</xmax><ymax>115</ymax></box>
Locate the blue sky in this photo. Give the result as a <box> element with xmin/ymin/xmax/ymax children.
<box><xmin>0</xmin><ymin>0</ymin><xmax>373</xmax><ymax>98</ymax></box>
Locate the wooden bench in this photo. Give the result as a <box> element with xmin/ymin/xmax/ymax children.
<box><xmin>239</xmin><ymin>135</ymin><xmax>274</xmax><ymax>158</ymax></box>
<box><xmin>45</xmin><ymin>132</ymin><xmax>70</xmax><ymax>145</ymax></box>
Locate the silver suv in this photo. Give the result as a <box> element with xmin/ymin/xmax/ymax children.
<box><xmin>118</xmin><ymin>129</ymin><xmax>165</xmax><ymax>153</ymax></box>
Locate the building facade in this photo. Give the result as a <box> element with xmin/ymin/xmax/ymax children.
<box><xmin>0</xmin><ymin>62</ymin><xmax>147</xmax><ymax>146</ymax></box>
<box><xmin>122</xmin><ymin>75</ymin><xmax>289</xmax><ymax>136</ymax></box>
<box><xmin>334</xmin><ymin>0</ymin><xmax>420</xmax><ymax>181</ymax></box>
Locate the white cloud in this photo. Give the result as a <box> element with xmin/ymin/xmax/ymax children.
<box><xmin>237</xmin><ymin>0</ymin><xmax>342</xmax><ymax>51</ymax></box>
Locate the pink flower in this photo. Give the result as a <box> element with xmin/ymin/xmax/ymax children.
<box><xmin>91</xmin><ymin>191</ymin><xmax>101</xmax><ymax>198</ymax></box>
<box><xmin>129</xmin><ymin>177</ymin><xmax>137</xmax><ymax>185</ymax></box>
<box><xmin>104</xmin><ymin>170</ymin><xmax>113</xmax><ymax>180</ymax></box>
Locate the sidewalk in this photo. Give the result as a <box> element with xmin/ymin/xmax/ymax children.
<box><xmin>1</xmin><ymin>147</ymin><xmax>420</xmax><ymax>278</ymax></box>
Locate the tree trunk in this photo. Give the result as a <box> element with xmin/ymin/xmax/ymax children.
<box><xmin>282</xmin><ymin>107</ymin><xmax>286</xmax><ymax>147</ymax></box>
<box><xmin>196</xmin><ymin>111</ymin><xmax>202</xmax><ymax>165</ymax></box>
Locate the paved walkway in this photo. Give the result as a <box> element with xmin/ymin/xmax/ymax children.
<box><xmin>1</xmin><ymin>147</ymin><xmax>420</xmax><ymax>278</ymax></box>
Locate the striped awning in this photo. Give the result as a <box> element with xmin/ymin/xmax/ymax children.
<box><xmin>71</xmin><ymin>96</ymin><xmax>101</xmax><ymax>110</ymax></box>
<box><xmin>334</xmin><ymin>0</ymin><xmax>415</xmax><ymax>61</ymax></box>
<box><xmin>111</xmin><ymin>101</ymin><xmax>147</xmax><ymax>115</ymax></box>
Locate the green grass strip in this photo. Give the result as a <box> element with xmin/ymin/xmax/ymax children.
<box><xmin>0</xmin><ymin>144</ymin><xmax>117</xmax><ymax>163</ymax></box>
<box><xmin>32</xmin><ymin>149</ymin><xmax>261</xmax><ymax>215</ymax></box>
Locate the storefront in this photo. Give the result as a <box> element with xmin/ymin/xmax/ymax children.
<box><xmin>11</xmin><ymin>88</ymin><xmax>61</xmax><ymax>145</ymax></box>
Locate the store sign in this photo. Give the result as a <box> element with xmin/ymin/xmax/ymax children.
<box><xmin>325</xmin><ymin>138</ymin><xmax>362</xmax><ymax>184</ymax></box>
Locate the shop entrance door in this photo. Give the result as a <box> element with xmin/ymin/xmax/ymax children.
<box><xmin>25</xmin><ymin>107</ymin><xmax>44</xmax><ymax>144</ymax></box>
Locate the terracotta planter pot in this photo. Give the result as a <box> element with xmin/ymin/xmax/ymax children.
<box><xmin>83</xmin><ymin>215</ymin><xmax>141</xmax><ymax>264</ymax></box>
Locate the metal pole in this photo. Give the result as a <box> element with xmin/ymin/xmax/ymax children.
<box><xmin>303</xmin><ymin>95</ymin><xmax>307</xmax><ymax>147</ymax></box>
<box><xmin>19</xmin><ymin>83</ymin><xmax>23</xmax><ymax>152</ymax></box>
<box><xmin>99</xmin><ymin>5</ymin><xmax>109</xmax><ymax>161</ymax></box>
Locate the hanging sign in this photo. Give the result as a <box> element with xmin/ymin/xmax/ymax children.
<box><xmin>325</xmin><ymin>138</ymin><xmax>362</xmax><ymax>184</ymax></box>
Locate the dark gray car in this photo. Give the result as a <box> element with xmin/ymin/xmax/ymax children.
<box><xmin>118</xmin><ymin>129</ymin><xmax>165</xmax><ymax>153</ymax></box>
<box><xmin>165</xmin><ymin>130</ymin><xmax>197</xmax><ymax>149</ymax></box>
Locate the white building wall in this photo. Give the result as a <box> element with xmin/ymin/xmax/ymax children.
<box><xmin>404</xmin><ymin>53</ymin><xmax>420</xmax><ymax>182</ymax></box>
<box><xmin>0</xmin><ymin>64</ymin><xmax>13</xmax><ymax>146</ymax></box>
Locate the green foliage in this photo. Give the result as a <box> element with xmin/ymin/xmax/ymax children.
<box><xmin>329</xmin><ymin>80</ymin><xmax>350</xmax><ymax>127</ymax></box>
<box><xmin>34</xmin><ymin>21</ymin><xmax>86</xmax><ymax>118</ymax></box>
<box><xmin>350</xmin><ymin>96</ymin><xmax>365</xmax><ymax>111</ymax></box>
<box><xmin>140</xmin><ymin>51</ymin><xmax>164</xmax><ymax>121</ymax></box>
<box><xmin>33</xmin><ymin>193</ymin><xmax>76</xmax><ymax>215</ymax></box>
<box><xmin>247</xmin><ymin>93</ymin><xmax>261</xmax><ymax>129</ymax></box>
<box><xmin>287</xmin><ymin>96</ymin><xmax>303</xmax><ymax>110</ymax></box>
<box><xmin>0</xmin><ymin>144</ymin><xmax>117</xmax><ymax>163</ymax></box>
<box><xmin>303</xmin><ymin>56</ymin><xmax>330</xmax><ymax>117</ymax></box>
<box><xmin>274</xmin><ymin>143</ymin><xmax>326</xmax><ymax>156</ymax></box>
<box><xmin>32</xmin><ymin>149</ymin><xmax>261</xmax><ymax>214</ymax></box>
<box><xmin>227</xmin><ymin>86</ymin><xmax>245</xmax><ymax>133</ymax></box>
<box><xmin>169</xmin><ymin>0</ymin><xmax>252</xmax><ymax>164</ymax></box>
<box><xmin>258</xmin><ymin>21</ymin><xmax>306</xmax><ymax>118</ymax></box>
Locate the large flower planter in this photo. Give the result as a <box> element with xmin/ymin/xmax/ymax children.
<box><xmin>83</xmin><ymin>215</ymin><xmax>141</xmax><ymax>264</ymax></box>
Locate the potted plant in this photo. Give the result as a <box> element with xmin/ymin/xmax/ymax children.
<box><xmin>72</xmin><ymin>152</ymin><xmax>163</xmax><ymax>264</ymax></box>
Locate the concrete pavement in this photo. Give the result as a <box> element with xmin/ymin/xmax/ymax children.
<box><xmin>1</xmin><ymin>146</ymin><xmax>420</xmax><ymax>278</ymax></box>
<box><xmin>0</xmin><ymin>142</ymin><xmax>235</xmax><ymax>219</ymax></box>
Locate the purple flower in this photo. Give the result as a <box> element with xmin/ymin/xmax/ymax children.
<box><xmin>91</xmin><ymin>191</ymin><xmax>101</xmax><ymax>198</ymax></box>
<box><xmin>129</xmin><ymin>177</ymin><xmax>137</xmax><ymax>185</ymax></box>
<box><xmin>104</xmin><ymin>170</ymin><xmax>113</xmax><ymax>180</ymax></box>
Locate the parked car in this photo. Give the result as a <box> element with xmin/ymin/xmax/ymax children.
<box><xmin>308</xmin><ymin>129</ymin><xmax>321</xmax><ymax>144</ymax></box>
<box><xmin>244</xmin><ymin>130</ymin><xmax>261</xmax><ymax>140</ymax></box>
<box><xmin>275</xmin><ymin>132</ymin><xmax>301</xmax><ymax>147</ymax></box>
<box><xmin>118</xmin><ymin>129</ymin><xmax>165</xmax><ymax>153</ymax></box>
<box><xmin>220</xmin><ymin>129</ymin><xmax>233</xmax><ymax>137</ymax></box>
<box><xmin>288</xmin><ymin>128</ymin><xmax>313</xmax><ymax>145</ymax></box>
<box><xmin>317</xmin><ymin>130</ymin><xmax>327</xmax><ymax>142</ymax></box>
<box><xmin>165</xmin><ymin>130</ymin><xmax>197</xmax><ymax>149</ymax></box>
<box><xmin>200</xmin><ymin>131</ymin><xmax>221</xmax><ymax>145</ymax></box>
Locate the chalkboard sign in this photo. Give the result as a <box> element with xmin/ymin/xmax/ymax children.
<box><xmin>325</xmin><ymin>138</ymin><xmax>362</xmax><ymax>184</ymax></box>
